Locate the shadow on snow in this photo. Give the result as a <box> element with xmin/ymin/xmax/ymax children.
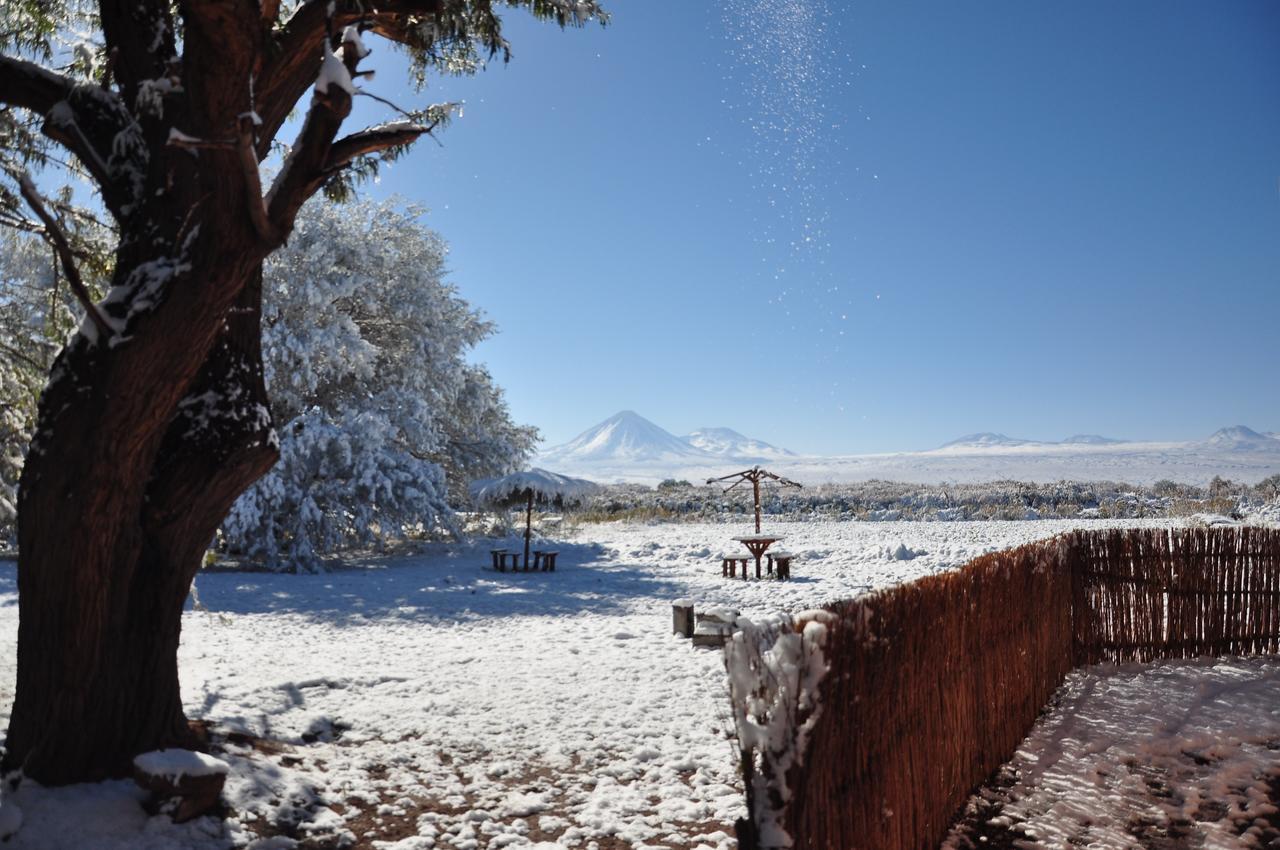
<box><xmin>178</xmin><ymin>538</ymin><xmax>685</xmax><ymax>625</ymax></box>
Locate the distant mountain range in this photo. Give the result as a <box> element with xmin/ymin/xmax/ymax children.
<box><xmin>938</xmin><ymin>433</ymin><xmax>1128</xmax><ymax>449</ymax></box>
<box><xmin>534</xmin><ymin>413</ymin><xmax>1280</xmax><ymax>487</ymax></box>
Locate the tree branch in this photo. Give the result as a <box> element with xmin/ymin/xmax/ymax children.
<box><xmin>324</xmin><ymin>122</ymin><xmax>433</xmax><ymax>171</ymax></box>
<box><xmin>262</xmin><ymin>84</ymin><xmax>353</xmax><ymax>244</ymax></box>
<box><xmin>0</xmin><ymin>55</ymin><xmax>75</xmax><ymax>115</ymax></box>
<box><xmin>256</xmin><ymin>0</ymin><xmax>445</xmax><ymax>157</ymax></box>
<box><xmin>1</xmin><ymin>55</ymin><xmax>137</xmax><ymax>219</ymax></box>
<box><xmin>236</xmin><ymin>120</ymin><xmax>281</xmax><ymax>245</ymax></box>
<box><xmin>17</xmin><ymin>175</ymin><xmax>113</xmax><ymax>341</ymax></box>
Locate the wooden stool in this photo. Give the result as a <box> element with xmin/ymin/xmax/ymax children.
<box><xmin>532</xmin><ymin>550</ymin><xmax>559</xmax><ymax>571</ymax></box>
<box><xmin>720</xmin><ymin>554</ymin><xmax>750</xmax><ymax>578</ymax></box>
<box><xmin>767</xmin><ymin>551</ymin><xmax>794</xmax><ymax>580</ymax></box>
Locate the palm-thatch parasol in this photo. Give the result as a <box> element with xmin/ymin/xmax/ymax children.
<box><xmin>469</xmin><ymin>469</ymin><xmax>599</xmax><ymax>568</ymax></box>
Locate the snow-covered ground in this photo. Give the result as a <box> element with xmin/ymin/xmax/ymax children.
<box><xmin>0</xmin><ymin>517</ymin><xmax>1274</xmax><ymax>850</ymax></box>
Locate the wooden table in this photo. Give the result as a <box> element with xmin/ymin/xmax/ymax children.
<box><xmin>732</xmin><ymin>534</ymin><xmax>784</xmax><ymax>579</ymax></box>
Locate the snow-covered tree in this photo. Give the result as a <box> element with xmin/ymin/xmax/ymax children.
<box><xmin>0</xmin><ymin>0</ymin><xmax>605</xmax><ymax>784</ymax></box>
<box><xmin>222</xmin><ymin>197</ymin><xmax>536</xmax><ymax>568</ymax></box>
<box><xmin>0</xmin><ymin>227</ymin><xmax>107</xmax><ymax>544</ymax></box>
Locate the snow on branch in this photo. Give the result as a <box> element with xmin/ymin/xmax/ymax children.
<box><xmin>0</xmin><ymin>57</ymin><xmax>137</xmax><ymax>216</ymax></box>
<box><xmin>0</xmin><ymin>55</ymin><xmax>76</xmax><ymax>115</ymax></box>
<box><xmin>324</xmin><ymin>121</ymin><xmax>435</xmax><ymax>171</ymax></box>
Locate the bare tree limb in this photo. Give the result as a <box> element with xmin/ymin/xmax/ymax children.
<box><xmin>353</xmin><ymin>90</ymin><xmax>421</xmax><ymax>122</ymax></box>
<box><xmin>17</xmin><ymin>174</ymin><xmax>113</xmax><ymax>341</ymax></box>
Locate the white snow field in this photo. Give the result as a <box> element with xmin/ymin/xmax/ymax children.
<box><xmin>0</xmin><ymin>518</ymin><xmax>1275</xmax><ymax>849</ymax></box>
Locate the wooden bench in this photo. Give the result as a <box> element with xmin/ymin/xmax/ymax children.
<box><xmin>491</xmin><ymin>549</ymin><xmax>520</xmax><ymax>572</ymax></box>
<box><xmin>766</xmin><ymin>551</ymin><xmax>794</xmax><ymax>580</ymax></box>
<box><xmin>532</xmin><ymin>550</ymin><xmax>559</xmax><ymax>571</ymax></box>
<box><xmin>720</xmin><ymin>554</ymin><xmax>751</xmax><ymax>579</ymax></box>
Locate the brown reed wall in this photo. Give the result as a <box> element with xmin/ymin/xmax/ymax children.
<box><xmin>1072</xmin><ymin>526</ymin><xmax>1280</xmax><ymax>664</ymax></box>
<box><xmin>779</xmin><ymin>526</ymin><xmax>1280</xmax><ymax>850</ymax></box>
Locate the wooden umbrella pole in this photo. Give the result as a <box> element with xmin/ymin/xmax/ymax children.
<box><xmin>753</xmin><ymin>475</ymin><xmax>762</xmax><ymax>533</ymax></box>
<box><xmin>524</xmin><ymin>489</ymin><xmax>534</xmax><ymax>569</ymax></box>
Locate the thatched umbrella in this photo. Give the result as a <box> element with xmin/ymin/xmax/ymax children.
<box><xmin>707</xmin><ymin>466</ymin><xmax>803</xmax><ymax>533</ymax></box>
<box><xmin>469</xmin><ymin>469</ymin><xmax>599</xmax><ymax>568</ymax></box>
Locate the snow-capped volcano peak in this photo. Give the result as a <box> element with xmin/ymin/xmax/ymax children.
<box><xmin>684</xmin><ymin>427</ymin><xmax>795</xmax><ymax>459</ymax></box>
<box><xmin>539</xmin><ymin>411</ymin><xmax>710</xmax><ymax>463</ymax></box>
<box><xmin>1202</xmin><ymin>425</ymin><xmax>1280</xmax><ymax>452</ymax></box>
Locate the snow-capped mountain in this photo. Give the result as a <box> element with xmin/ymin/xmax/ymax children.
<box><xmin>538</xmin><ymin>411</ymin><xmax>713</xmax><ymax>465</ymax></box>
<box><xmin>537</xmin><ymin>412</ymin><xmax>795</xmax><ymax>472</ymax></box>
<box><xmin>938</xmin><ymin>433</ymin><xmax>1038</xmax><ymax>449</ymax></box>
<box><xmin>1201</xmin><ymin>426</ymin><xmax>1280</xmax><ymax>452</ymax></box>
<box><xmin>683</xmin><ymin>427</ymin><xmax>795</xmax><ymax>459</ymax></box>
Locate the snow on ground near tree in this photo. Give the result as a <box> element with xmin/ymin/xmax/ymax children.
<box><xmin>2</xmin><ymin>517</ymin><xmax>1273</xmax><ymax>850</ymax></box>
<box><xmin>945</xmin><ymin>656</ymin><xmax>1280</xmax><ymax>849</ymax></box>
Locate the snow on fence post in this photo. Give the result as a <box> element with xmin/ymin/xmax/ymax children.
<box><xmin>672</xmin><ymin>600</ymin><xmax>695</xmax><ymax>637</ymax></box>
<box><xmin>724</xmin><ymin>610</ymin><xmax>835</xmax><ymax>849</ymax></box>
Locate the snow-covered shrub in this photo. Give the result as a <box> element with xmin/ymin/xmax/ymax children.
<box><xmin>221</xmin><ymin>197</ymin><xmax>535</xmax><ymax>569</ymax></box>
<box><xmin>576</xmin><ymin>479</ymin><xmax>1220</xmax><ymax>525</ymax></box>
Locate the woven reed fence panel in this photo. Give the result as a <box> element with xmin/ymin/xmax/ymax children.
<box><xmin>1072</xmin><ymin>526</ymin><xmax>1280</xmax><ymax>664</ymax></box>
<box><xmin>782</xmin><ymin>539</ymin><xmax>1076</xmax><ymax>850</ymax></box>
<box><xmin>780</xmin><ymin>526</ymin><xmax>1280</xmax><ymax>850</ymax></box>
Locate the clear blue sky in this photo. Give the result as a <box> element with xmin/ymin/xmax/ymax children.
<box><xmin>355</xmin><ymin>0</ymin><xmax>1280</xmax><ymax>455</ymax></box>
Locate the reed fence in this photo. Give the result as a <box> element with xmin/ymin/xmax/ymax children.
<box><xmin>770</xmin><ymin>525</ymin><xmax>1280</xmax><ymax>850</ymax></box>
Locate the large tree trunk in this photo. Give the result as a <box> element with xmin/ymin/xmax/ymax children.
<box><xmin>4</xmin><ymin>253</ymin><xmax>277</xmax><ymax>783</ymax></box>
<box><xmin>1</xmin><ymin>0</ymin><xmax>431</xmax><ymax>786</ymax></box>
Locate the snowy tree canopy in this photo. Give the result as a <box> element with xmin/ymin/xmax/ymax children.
<box><xmin>221</xmin><ymin>196</ymin><xmax>537</xmax><ymax>569</ymax></box>
<box><xmin>0</xmin><ymin>227</ymin><xmax>107</xmax><ymax>543</ymax></box>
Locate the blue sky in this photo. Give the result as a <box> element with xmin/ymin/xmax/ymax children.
<box><xmin>356</xmin><ymin>0</ymin><xmax>1280</xmax><ymax>455</ymax></box>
